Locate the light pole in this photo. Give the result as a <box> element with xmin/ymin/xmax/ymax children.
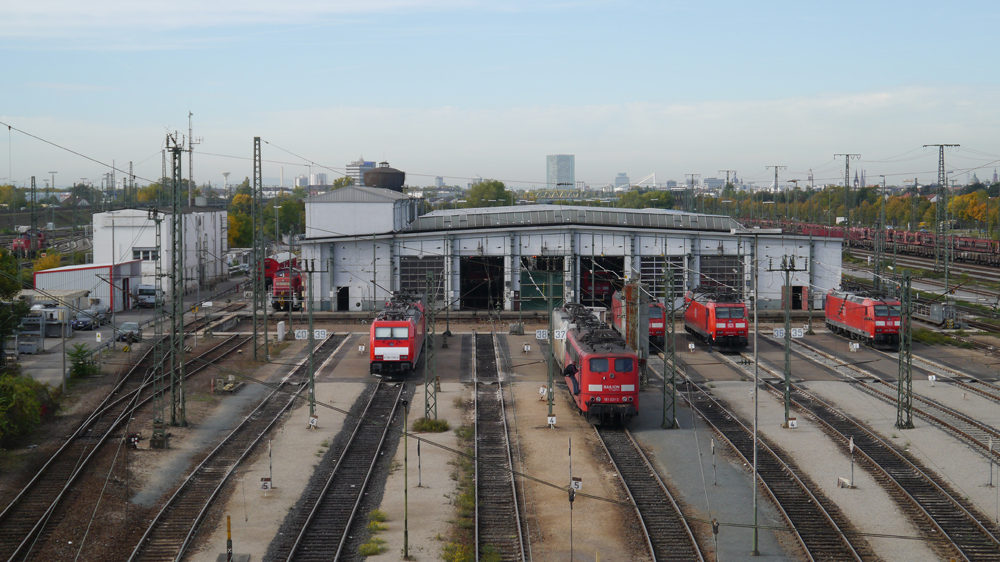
<box><xmin>763</xmin><ymin>201</ymin><xmax>775</xmax><ymax>222</ymax></box>
<box><xmin>731</xmin><ymin>226</ymin><xmax>782</xmax><ymax>556</ymax></box>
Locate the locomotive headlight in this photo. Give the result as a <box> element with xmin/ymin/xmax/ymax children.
<box><xmin>595</xmin><ymin>396</ymin><xmax>601</xmax><ymax>402</ymax></box>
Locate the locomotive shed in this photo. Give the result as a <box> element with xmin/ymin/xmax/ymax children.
<box><xmin>298</xmin><ymin>189</ymin><xmax>844</xmax><ymax>317</ymax></box>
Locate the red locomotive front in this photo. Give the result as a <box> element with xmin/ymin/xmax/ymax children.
<box><xmin>610</xmin><ymin>290</ymin><xmax>668</xmax><ymax>344</ymax></box>
<box><xmin>683</xmin><ymin>290</ymin><xmax>748</xmax><ymax>350</ymax></box>
<box><xmin>824</xmin><ymin>289</ymin><xmax>901</xmax><ymax>349</ymax></box>
<box><xmin>553</xmin><ymin>304</ymin><xmax>639</xmax><ymax>424</ymax></box>
<box><xmin>369</xmin><ymin>293</ymin><xmax>425</xmax><ymax>379</ymax></box>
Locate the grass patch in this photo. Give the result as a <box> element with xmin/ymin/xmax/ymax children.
<box><xmin>369</xmin><ymin>509</ymin><xmax>387</xmax><ymax>523</ymax></box>
<box><xmin>441</xmin><ymin>423</ymin><xmax>476</xmax><ymax>560</ymax></box>
<box><xmin>413</xmin><ymin>417</ymin><xmax>450</xmax><ymax>433</ymax></box>
<box><xmin>912</xmin><ymin>328</ymin><xmax>975</xmax><ymax>349</ymax></box>
<box><xmin>358</xmin><ymin>537</ymin><xmax>388</xmax><ymax>556</ymax></box>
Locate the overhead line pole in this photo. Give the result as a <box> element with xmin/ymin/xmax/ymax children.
<box><xmin>835</xmin><ymin>154</ymin><xmax>861</xmax><ymax>244</ymax></box>
<box><xmin>923</xmin><ymin>144</ymin><xmax>959</xmax><ymax>294</ymax></box>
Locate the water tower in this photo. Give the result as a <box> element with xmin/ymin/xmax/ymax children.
<box><xmin>222</xmin><ymin>172</ymin><xmax>230</xmax><ymax>196</ymax></box>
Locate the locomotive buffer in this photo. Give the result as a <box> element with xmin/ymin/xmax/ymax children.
<box><xmin>767</xmin><ymin>255</ymin><xmax>807</xmax><ymax>427</ymax></box>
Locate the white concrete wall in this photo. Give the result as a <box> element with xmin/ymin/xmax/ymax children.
<box><xmin>93</xmin><ymin>209</ymin><xmax>226</xmax><ymax>294</ymax></box>
<box><xmin>306</xmin><ymin>201</ymin><xmax>395</xmax><ymax>238</ymax></box>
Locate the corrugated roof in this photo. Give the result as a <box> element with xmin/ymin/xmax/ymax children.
<box><xmin>306</xmin><ymin>185</ymin><xmax>411</xmax><ymax>204</ymax></box>
<box><xmin>407</xmin><ymin>205</ymin><xmax>740</xmax><ymax>232</ymax></box>
<box><xmin>34</xmin><ymin>260</ymin><xmax>140</xmax><ymax>273</ymax></box>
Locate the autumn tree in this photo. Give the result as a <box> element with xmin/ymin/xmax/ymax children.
<box><xmin>462</xmin><ymin>180</ymin><xmax>512</xmax><ymax>208</ymax></box>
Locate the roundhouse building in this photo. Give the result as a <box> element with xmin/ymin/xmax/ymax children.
<box><xmin>299</xmin><ymin>190</ymin><xmax>841</xmax><ymax>313</ymax></box>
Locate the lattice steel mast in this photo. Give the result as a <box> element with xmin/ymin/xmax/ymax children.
<box><xmin>874</xmin><ymin>176</ymin><xmax>887</xmax><ymax>293</ymax></box>
<box><xmin>896</xmin><ymin>273</ymin><xmax>914</xmax><ymax>429</ymax></box>
<box><xmin>924</xmin><ymin>144</ymin><xmax>959</xmax><ymax>293</ymax></box>
<box><xmin>835</xmin><ymin>153</ymin><xmax>861</xmax><ymax>243</ymax></box>
<box><xmin>424</xmin><ymin>271</ymin><xmax>437</xmax><ymax>419</ymax></box>
<box><xmin>167</xmin><ymin>133</ymin><xmax>186</xmax><ymax>426</ymax></box>
<box><xmin>662</xmin><ymin>267</ymin><xmax>677</xmax><ymax>429</ymax></box>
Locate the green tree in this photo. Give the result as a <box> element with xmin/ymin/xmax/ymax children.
<box><xmin>332</xmin><ymin>176</ymin><xmax>354</xmax><ymax>189</ymax></box>
<box><xmin>462</xmin><ymin>180</ymin><xmax>511</xmax><ymax>208</ymax></box>
<box><xmin>0</xmin><ymin>371</ymin><xmax>55</xmax><ymax>447</ymax></box>
<box><xmin>228</xmin><ymin>213</ymin><xmax>252</xmax><ymax>247</ymax></box>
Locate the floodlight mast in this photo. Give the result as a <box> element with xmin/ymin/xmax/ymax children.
<box><xmin>731</xmin><ymin>227</ymin><xmax>781</xmax><ymax>555</ymax></box>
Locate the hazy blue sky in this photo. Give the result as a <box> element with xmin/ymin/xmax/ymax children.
<box><xmin>2</xmin><ymin>0</ymin><xmax>999</xmax><ymax>190</ymax></box>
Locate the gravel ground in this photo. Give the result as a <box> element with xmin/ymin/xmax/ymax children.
<box><xmin>712</xmin><ymin>380</ymin><xmax>936</xmax><ymax>561</ymax></box>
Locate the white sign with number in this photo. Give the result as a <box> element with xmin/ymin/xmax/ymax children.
<box><xmin>203</xmin><ymin>302</ymin><xmax>213</xmax><ymax>308</ymax></box>
<box><xmin>571</xmin><ymin>477</ymin><xmax>583</xmax><ymax>491</ymax></box>
<box><xmin>688</xmin><ymin>343</ymin><xmax>695</xmax><ymax>352</ymax></box>
<box><xmin>295</xmin><ymin>330</ymin><xmax>308</xmax><ymax>340</ymax></box>
<box><xmin>536</xmin><ymin>329</ymin><xmax>548</xmax><ymax>340</ymax></box>
<box><xmin>791</xmin><ymin>328</ymin><xmax>804</xmax><ymax>339</ymax></box>
<box><xmin>96</xmin><ymin>332</ymin><xmax>102</xmax><ymax>343</ymax></box>
<box><xmin>244</xmin><ymin>291</ymin><xmax>253</xmax><ymax>299</ymax></box>
<box><xmin>260</xmin><ymin>478</ymin><xmax>272</xmax><ymax>491</ymax></box>
<box><xmin>547</xmin><ymin>416</ymin><xmax>557</xmax><ymax>426</ymax></box>
<box><xmin>309</xmin><ymin>416</ymin><xmax>318</xmax><ymax>427</ymax></box>
<box><xmin>314</xmin><ymin>329</ymin><xmax>328</xmax><ymax>340</ymax></box>
<box><xmin>773</xmin><ymin>328</ymin><xmax>785</xmax><ymax>338</ymax></box>
<box><xmin>554</xmin><ymin>330</ymin><xmax>567</xmax><ymax>341</ymax></box>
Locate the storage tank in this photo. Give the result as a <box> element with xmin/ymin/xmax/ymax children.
<box><xmin>363</xmin><ymin>161</ymin><xmax>405</xmax><ymax>192</ymax></box>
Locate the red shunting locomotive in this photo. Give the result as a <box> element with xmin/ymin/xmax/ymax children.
<box><xmin>683</xmin><ymin>290</ymin><xmax>749</xmax><ymax>350</ymax></box>
<box><xmin>369</xmin><ymin>292</ymin><xmax>426</xmax><ymax>379</ymax></box>
<box><xmin>610</xmin><ymin>290</ymin><xmax>668</xmax><ymax>344</ymax></box>
<box><xmin>824</xmin><ymin>289</ymin><xmax>901</xmax><ymax>349</ymax></box>
<box><xmin>553</xmin><ymin>303</ymin><xmax>639</xmax><ymax>424</ymax></box>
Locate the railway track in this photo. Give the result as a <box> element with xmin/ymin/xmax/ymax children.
<box><xmin>127</xmin><ymin>334</ymin><xmax>347</xmax><ymax>562</ymax></box>
<box><xmin>653</xmin><ymin>356</ymin><xmax>873</xmax><ymax>561</ymax></box>
<box><xmin>183</xmin><ymin>301</ymin><xmax>248</xmax><ymax>332</ymax></box>
<box><xmin>594</xmin><ymin>425</ymin><xmax>704</xmax><ymax>561</ymax></box>
<box><xmin>0</xmin><ymin>335</ymin><xmax>250</xmax><ymax>562</ymax></box>
<box><xmin>474</xmin><ymin>332</ymin><xmax>526</xmax><ymax>562</ymax></box>
<box><xmin>766</xmin><ymin>339</ymin><xmax>1000</xmax><ymax>560</ymax></box>
<box><xmin>774</xmin><ymin>382</ymin><xmax>1000</xmax><ymax>561</ymax></box>
<box><xmin>274</xmin><ymin>380</ymin><xmax>405</xmax><ymax>561</ymax></box>
<box><xmin>792</xmin><ymin>339</ymin><xmax>1000</xmax><ymax>463</ymax></box>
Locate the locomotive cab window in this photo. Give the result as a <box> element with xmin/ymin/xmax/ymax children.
<box><xmin>889</xmin><ymin>306</ymin><xmax>901</xmax><ymax>317</ymax></box>
<box><xmin>873</xmin><ymin>305</ymin><xmax>890</xmax><ymax>317</ymax></box>
<box><xmin>589</xmin><ymin>358</ymin><xmax>610</xmax><ymax>373</ymax></box>
<box><xmin>374</xmin><ymin>327</ymin><xmax>392</xmax><ymax>339</ymax></box>
<box><xmin>648</xmin><ymin>306</ymin><xmax>663</xmax><ymax>319</ymax></box>
<box><xmin>614</xmin><ymin>358</ymin><xmax>634</xmax><ymax>373</ymax></box>
<box><xmin>729</xmin><ymin>308</ymin><xmax>745</xmax><ymax>319</ymax></box>
<box><xmin>716</xmin><ymin>307</ymin><xmax>730</xmax><ymax>319</ymax></box>
<box><xmin>392</xmin><ymin>327</ymin><xmax>409</xmax><ymax>339</ymax></box>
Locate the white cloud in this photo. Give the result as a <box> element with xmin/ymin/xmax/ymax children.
<box><xmin>3</xmin><ymin>84</ymin><xmax>999</xmax><ymax>189</ymax></box>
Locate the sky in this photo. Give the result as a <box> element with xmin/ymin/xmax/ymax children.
<box><xmin>2</xmin><ymin>0</ymin><xmax>1000</xmax><ymax>191</ymax></box>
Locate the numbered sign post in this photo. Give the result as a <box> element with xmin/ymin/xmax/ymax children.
<box><xmin>313</xmin><ymin>329</ymin><xmax>328</xmax><ymax>340</ymax></box>
<box><xmin>547</xmin><ymin>415</ymin><xmax>557</xmax><ymax>427</ymax></box>
<box><xmin>790</xmin><ymin>328</ymin><xmax>804</xmax><ymax>339</ymax></box>
<box><xmin>295</xmin><ymin>330</ymin><xmax>308</xmax><ymax>340</ymax></box>
<box><xmin>535</xmin><ymin>329</ymin><xmax>549</xmax><ymax>340</ymax></box>
<box><xmin>260</xmin><ymin>477</ymin><xmax>272</xmax><ymax>492</ymax></box>
<box><xmin>554</xmin><ymin>329</ymin><xmax>567</xmax><ymax>341</ymax></box>
<box><xmin>773</xmin><ymin>328</ymin><xmax>785</xmax><ymax>339</ymax></box>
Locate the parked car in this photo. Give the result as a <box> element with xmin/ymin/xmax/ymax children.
<box><xmin>71</xmin><ymin>311</ymin><xmax>97</xmax><ymax>331</ymax></box>
<box><xmin>117</xmin><ymin>322</ymin><xmax>142</xmax><ymax>342</ymax></box>
<box><xmin>87</xmin><ymin>305</ymin><xmax>110</xmax><ymax>325</ymax></box>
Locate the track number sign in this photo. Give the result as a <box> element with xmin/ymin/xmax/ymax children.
<box><xmin>773</xmin><ymin>328</ymin><xmax>785</xmax><ymax>338</ymax></box>
<box><xmin>554</xmin><ymin>330</ymin><xmax>567</xmax><ymax>341</ymax></box>
<box><xmin>571</xmin><ymin>477</ymin><xmax>583</xmax><ymax>491</ymax></box>
<box><xmin>295</xmin><ymin>330</ymin><xmax>308</xmax><ymax>340</ymax></box>
<box><xmin>314</xmin><ymin>329</ymin><xmax>328</xmax><ymax>340</ymax></box>
<box><xmin>790</xmin><ymin>328</ymin><xmax>804</xmax><ymax>339</ymax></box>
<box><xmin>547</xmin><ymin>416</ymin><xmax>557</xmax><ymax>426</ymax></box>
<box><xmin>260</xmin><ymin>477</ymin><xmax>272</xmax><ymax>491</ymax></box>
<box><xmin>535</xmin><ymin>329</ymin><xmax>548</xmax><ymax>340</ymax></box>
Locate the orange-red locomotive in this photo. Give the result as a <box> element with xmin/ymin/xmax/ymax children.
<box><xmin>553</xmin><ymin>303</ymin><xmax>639</xmax><ymax>424</ymax></box>
<box><xmin>610</xmin><ymin>290</ymin><xmax>668</xmax><ymax>344</ymax></box>
<box><xmin>824</xmin><ymin>289</ymin><xmax>901</xmax><ymax>348</ymax></box>
<box><xmin>369</xmin><ymin>292</ymin><xmax>426</xmax><ymax>379</ymax></box>
<box><xmin>683</xmin><ymin>290</ymin><xmax>749</xmax><ymax>350</ymax></box>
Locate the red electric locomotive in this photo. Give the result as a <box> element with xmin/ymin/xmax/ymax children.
<box><xmin>369</xmin><ymin>292</ymin><xmax>426</xmax><ymax>379</ymax></box>
<box><xmin>610</xmin><ymin>290</ymin><xmax>668</xmax><ymax>344</ymax></box>
<box><xmin>270</xmin><ymin>268</ymin><xmax>304</xmax><ymax>311</ymax></box>
<box><xmin>824</xmin><ymin>289</ymin><xmax>901</xmax><ymax>349</ymax></box>
<box><xmin>553</xmin><ymin>303</ymin><xmax>639</xmax><ymax>424</ymax></box>
<box><xmin>683</xmin><ymin>290</ymin><xmax>749</xmax><ymax>350</ymax></box>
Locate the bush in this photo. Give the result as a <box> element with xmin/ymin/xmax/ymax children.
<box><xmin>357</xmin><ymin>537</ymin><xmax>387</xmax><ymax>556</ymax></box>
<box><xmin>0</xmin><ymin>373</ymin><xmax>56</xmax><ymax>447</ymax></box>
<box><xmin>412</xmin><ymin>417</ymin><xmax>450</xmax><ymax>432</ymax></box>
<box><xmin>67</xmin><ymin>344</ymin><xmax>99</xmax><ymax>379</ymax></box>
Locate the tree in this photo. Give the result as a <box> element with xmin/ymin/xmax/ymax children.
<box><xmin>32</xmin><ymin>253</ymin><xmax>61</xmax><ymax>272</ymax></box>
<box><xmin>228</xmin><ymin>214</ymin><xmax>252</xmax><ymax>247</ymax></box>
<box><xmin>462</xmin><ymin>180</ymin><xmax>510</xmax><ymax>208</ymax></box>
<box><xmin>332</xmin><ymin>176</ymin><xmax>354</xmax><ymax>189</ymax></box>
<box><xmin>0</xmin><ymin>372</ymin><xmax>56</xmax><ymax>447</ymax></box>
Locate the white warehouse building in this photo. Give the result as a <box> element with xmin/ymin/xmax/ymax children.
<box><xmin>92</xmin><ymin>207</ymin><xmax>228</xmax><ymax>294</ymax></box>
<box><xmin>298</xmin><ymin>188</ymin><xmax>842</xmax><ymax>313</ymax></box>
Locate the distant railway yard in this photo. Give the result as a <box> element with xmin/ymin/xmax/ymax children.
<box><xmin>5</xmin><ymin>295</ymin><xmax>1000</xmax><ymax>560</ymax></box>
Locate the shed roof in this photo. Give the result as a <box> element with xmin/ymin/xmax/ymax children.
<box><xmin>33</xmin><ymin>260</ymin><xmax>140</xmax><ymax>274</ymax></box>
<box><xmin>306</xmin><ymin>185</ymin><xmax>411</xmax><ymax>204</ymax></box>
<box><xmin>407</xmin><ymin>205</ymin><xmax>741</xmax><ymax>232</ymax></box>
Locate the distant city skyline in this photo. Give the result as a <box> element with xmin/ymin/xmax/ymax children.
<box><xmin>2</xmin><ymin>2</ymin><xmax>999</xmax><ymax>190</ymax></box>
